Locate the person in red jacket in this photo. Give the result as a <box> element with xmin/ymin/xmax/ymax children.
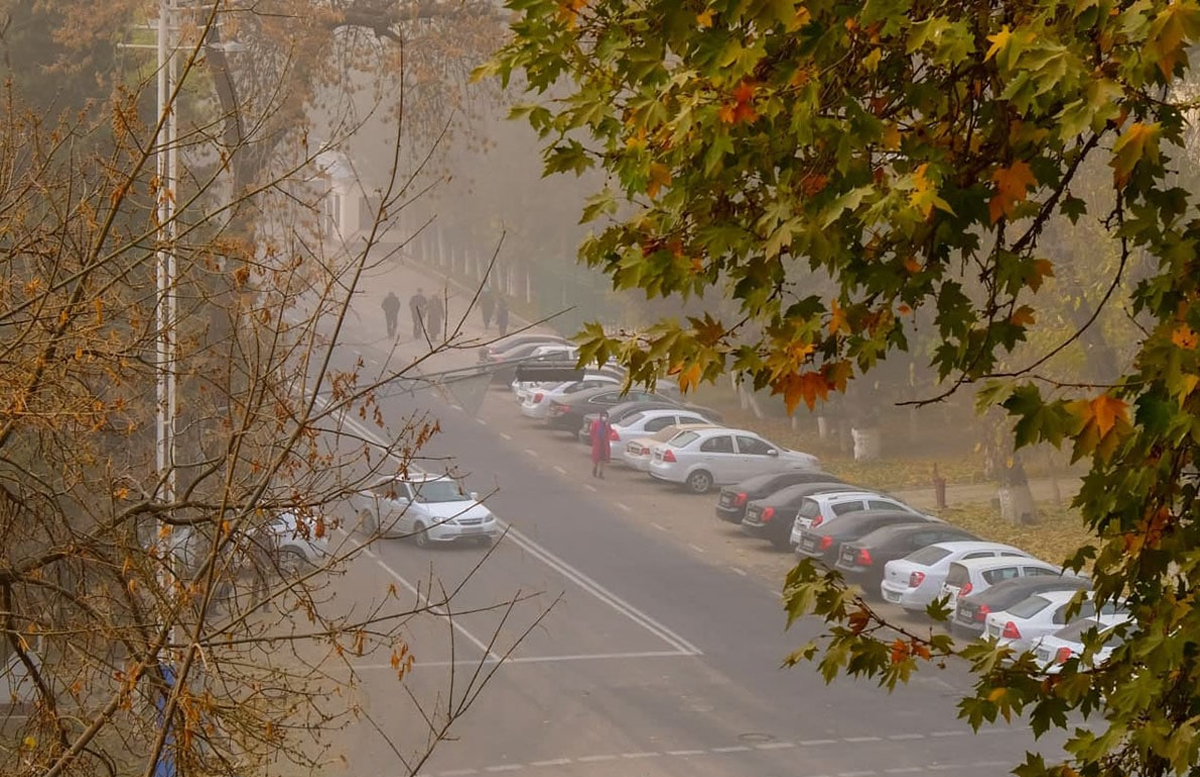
<box><xmin>590</xmin><ymin>410</ymin><xmax>612</xmax><ymax>478</ymax></box>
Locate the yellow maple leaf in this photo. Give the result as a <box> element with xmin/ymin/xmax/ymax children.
<box><xmin>1028</xmin><ymin>257</ymin><xmax>1055</xmax><ymax>292</ymax></box>
<box><xmin>677</xmin><ymin>363</ymin><xmax>703</xmax><ymax>394</ymax></box>
<box><xmin>989</xmin><ymin>160</ymin><xmax>1037</xmax><ymax>223</ymax></box>
<box><xmin>881</xmin><ymin>123</ymin><xmax>901</xmax><ymax>150</ymax></box>
<box><xmin>647</xmin><ymin>162</ymin><xmax>672</xmax><ymax>198</ymax></box>
<box><xmin>1090</xmin><ymin>393</ymin><xmax>1128</xmax><ymax>438</ymax></box>
<box><xmin>1110</xmin><ymin>122</ymin><xmax>1161</xmax><ymax>187</ymax></box>
<box><xmin>1172</xmin><ymin>323</ymin><xmax>1198</xmax><ymax>350</ymax></box>
<box><xmin>775</xmin><ymin>371</ymin><xmax>831</xmax><ymax>413</ymax></box>
<box><xmin>985</xmin><ymin>25</ymin><xmax>1013</xmax><ymax>61</ymax></box>
<box><xmin>697</xmin><ymin>8</ymin><xmax>713</xmax><ymax>27</ymax></box>
<box><xmin>828</xmin><ymin>298</ymin><xmax>850</xmax><ymax>335</ymax></box>
<box><xmin>624</xmin><ymin>127</ymin><xmax>647</xmax><ymax>151</ymax></box>
<box><xmin>717</xmin><ymin>103</ymin><xmax>737</xmax><ymax>124</ymax></box>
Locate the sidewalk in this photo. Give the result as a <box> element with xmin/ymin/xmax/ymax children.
<box><xmin>891</xmin><ymin>478</ymin><xmax>1079</xmax><ymax>512</ymax></box>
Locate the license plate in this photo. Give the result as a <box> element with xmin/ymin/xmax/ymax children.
<box><xmin>800</xmin><ymin>538</ymin><xmax>815</xmax><ymax>552</ymax></box>
<box><xmin>719</xmin><ymin>494</ymin><xmax>733</xmax><ymax>506</ymax></box>
<box><xmin>460</xmin><ymin>526</ymin><xmax>484</xmax><ymax>535</ymax></box>
<box><xmin>883</xmin><ymin>590</ymin><xmax>900</xmax><ymax>603</ymax></box>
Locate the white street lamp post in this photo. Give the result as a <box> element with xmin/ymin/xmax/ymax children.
<box><xmin>156</xmin><ymin>0</ymin><xmax>178</xmax><ymax>510</ymax></box>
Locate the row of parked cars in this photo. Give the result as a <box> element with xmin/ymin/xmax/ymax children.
<box><xmin>491</xmin><ymin>332</ymin><xmax>1128</xmax><ymax>676</ymax></box>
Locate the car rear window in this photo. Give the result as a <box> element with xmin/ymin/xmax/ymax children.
<box><xmin>906</xmin><ymin>546</ymin><xmax>952</xmax><ymax>566</ymax></box>
<box><xmin>669</xmin><ymin>431</ymin><xmax>700</xmax><ymax>447</ymax></box>
<box><xmin>982</xmin><ymin>566</ymin><xmax>1021</xmax><ymax>584</ymax></box>
<box><xmin>945</xmin><ymin>562</ymin><xmax>969</xmax><ymax>587</ymax></box>
<box><xmin>623</xmin><ymin>412</ymin><xmax>646</xmax><ymax>426</ymax></box>
<box><xmin>797</xmin><ymin>498</ymin><xmax>821</xmax><ymax>520</ymax></box>
<box><xmin>1007</xmin><ymin>594</ymin><xmax>1053</xmax><ymax>618</ymax></box>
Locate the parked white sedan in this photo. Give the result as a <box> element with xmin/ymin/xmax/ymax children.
<box><xmin>1034</xmin><ymin>616</ymin><xmax>1130</xmax><ymax>674</ymax></box>
<box><xmin>518</xmin><ymin>374</ymin><xmax>622</xmax><ymax>419</ymax></box>
<box><xmin>349</xmin><ymin>473</ymin><xmax>501</xmax><ymax>546</ymax></box>
<box><xmin>648</xmin><ymin>427</ymin><xmax>819</xmax><ymax>493</ymax></box>
<box><xmin>984</xmin><ymin>589</ymin><xmax>1128</xmax><ymax>653</ymax></box>
<box><xmin>610</xmin><ymin>408</ymin><xmax>719</xmax><ymax>446</ymax></box>
<box><xmin>622</xmin><ymin>423</ymin><xmax>723</xmax><ymax>470</ymax></box>
<box><xmin>879</xmin><ymin>540</ymin><xmax>1032</xmax><ymax>612</ymax></box>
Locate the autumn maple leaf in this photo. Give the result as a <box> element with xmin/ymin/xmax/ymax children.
<box><xmin>988</xmin><ymin>160</ymin><xmax>1037</xmax><ymax>223</ymax></box>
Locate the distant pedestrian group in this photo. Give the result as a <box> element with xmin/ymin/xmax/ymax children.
<box><xmin>409</xmin><ymin>289</ymin><xmax>427</xmax><ymax>339</ymax></box>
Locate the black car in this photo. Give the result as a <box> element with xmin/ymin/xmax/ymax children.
<box><xmin>715</xmin><ymin>471</ymin><xmax>847</xmax><ymax>524</ymax></box>
<box><xmin>545</xmin><ymin>386</ymin><xmax>666</xmax><ymax>432</ymax></box>
<box><xmin>835</xmin><ymin>523</ymin><xmax>980</xmax><ymax>595</ymax></box>
<box><xmin>739</xmin><ymin>482</ymin><xmax>858</xmax><ymax>549</ymax></box>
<box><xmin>478</xmin><ymin>333</ymin><xmax>568</xmax><ymax>363</ymax></box>
<box><xmin>951</xmin><ymin>574</ymin><xmax>1091</xmax><ymax>638</ymax></box>
<box><xmin>488</xmin><ymin>346</ymin><xmax>585</xmax><ymax>387</ymax></box>
<box><xmin>794</xmin><ymin>510</ymin><xmax>939</xmax><ymax>566</ymax></box>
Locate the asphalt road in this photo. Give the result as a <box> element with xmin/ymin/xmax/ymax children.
<box><xmin>298</xmin><ymin>333</ymin><xmax>1074</xmax><ymax>777</ymax></box>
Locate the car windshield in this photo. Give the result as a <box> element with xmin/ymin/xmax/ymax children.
<box><xmin>945</xmin><ymin>563</ymin><xmax>969</xmax><ymax>587</ymax></box>
<box><xmin>669</xmin><ymin>431</ymin><xmax>700</xmax><ymax>447</ymax></box>
<box><xmin>1007</xmin><ymin>594</ymin><xmax>1053</xmax><ymax>618</ymax></box>
<box><xmin>906</xmin><ymin>545</ymin><xmax>953</xmax><ymax>565</ymax></box>
<box><xmin>412</xmin><ymin>479</ymin><xmax>470</xmax><ymax>503</ymax></box>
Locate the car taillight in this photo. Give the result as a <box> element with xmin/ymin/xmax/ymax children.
<box><xmin>856</xmin><ymin>548</ymin><xmax>872</xmax><ymax>566</ymax></box>
<box><xmin>662</xmin><ymin>449</ymin><xmax>676</xmax><ymax>462</ymax></box>
<box><xmin>761</xmin><ymin>507</ymin><xmax>775</xmax><ymax>522</ymax></box>
<box><xmin>974</xmin><ymin>604</ymin><xmax>991</xmax><ymax>622</ymax></box>
<box><xmin>639</xmin><ymin>445</ymin><xmax>650</xmax><ymax>454</ymax></box>
<box><xmin>1002</xmin><ymin>621</ymin><xmax>1021</xmax><ymax>640</ymax></box>
<box><xmin>909</xmin><ymin>571</ymin><xmax>925</xmax><ymax>587</ymax></box>
<box><xmin>533</xmin><ymin>392</ymin><xmax>544</xmax><ymax>403</ymax></box>
<box><xmin>609</xmin><ymin>428</ymin><xmax>620</xmax><ymax>441</ymax></box>
<box><xmin>819</xmin><ymin>536</ymin><xmax>833</xmax><ymax>550</ymax></box>
<box><xmin>1055</xmin><ymin>647</ymin><xmax>1074</xmax><ymax>665</ymax></box>
<box><xmin>735</xmin><ymin>492</ymin><xmax>748</xmax><ymax>506</ymax></box>
<box><xmin>812</xmin><ymin>514</ymin><xmax>825</xmax><ymax>527</ymax></box>
<box><xmin>959</xmin><ymin>582</ymin><xmax>973</xmax><ymax>597</ymax></box>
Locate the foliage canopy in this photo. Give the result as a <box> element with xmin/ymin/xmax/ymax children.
<box><xmin>490</xmin><ymin>0</ymin><xmax>1200</xmax><ymax>773</ymax></box>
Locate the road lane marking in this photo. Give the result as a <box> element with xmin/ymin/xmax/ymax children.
<box><xmin>930</xmin><ymin>730</ymin><xmax>967</xmax><ymax>737</ymax></box>
<box><xmin>501</xmin><ymin>523</ymin><xmax>703</xmax><ymax>656</ymax></box>
<box><xmin>650</xmin><ymin>522</ymin><xmax>668</xmax><ymax>532</ymax></box>
<box><xmin>450</xmin><ymin>404</ymin><xmax>464</xmax><ymax>412</ymax></box>
<box><xmin>621</xmin><ymin>752</ymin><xmax>661</xmax><ymax>759</ymax></box>
<box><xmin>755</xmin><ymin>742</ymin><xmax>795</xmax><ymax>750</ymax></box>
<box><xmin>883</xmin><ymin>769</ymin><xmax>924</xmax><ymax>775</ymax></box>
<box><xmin>844</xmin><ymin>736</ymin><xmax>882</xmax><ymax>743</ymax></box>
<box><xmin>524</xmin><ymin>448</ymin><xmax>538</xmax><ymax>457</ymax></box>
<box><xmin>553</xmin><ymin>465</ymin><xmax>567</xmax><ymax>475</ymax></box>
<box><xmin>836</xmin><ymin>772</ymin><xmax>878</xmax><ymax>777</ymax></box>
<box><xmin>688</xmin><ymin>543</ymin><xmax>707</xmax><ymax>554</ymax></box>
<box><xmin>583</xmin><ymin>483</ymin><xmax>596</xmax><ymax>492</ymax></box>
<box><xmin>615</xmin><ymin>502</ymin><xmax>631</xmax><ymax>512</ymax></box>
<box><xmin>527</xmin><ymin>759</ymin><xmax>571</xmax><ymax>767</ymax></box>
<box><xmin>665</xmin><ymin>750</ymin><xmax>706</xmax><ymax>756</ymax></box>
<box><xmin>500</xmin><ymin>432</ymin><xmax>512</xmax><ymax>440</ymax></box>
<box><xmin>440</xmin><ymin>770</ymin><xmax>477</xmax><ymax>776</ymax></box>
<box><xmin>482</xmin><ymin>766</ymin><xmax>520</xmax><ymax>773</ymax></box>
<box><xmin>371</xmin><ymin>556</ymin><xmax>500</xmax><ymax>662</ymax></box>
<box><xmin>800</xmin><ymin>739</ymin><xmax>839</xmax><ymax>746</ymax></box>
<box><xmin>711</xmin><ymin>745</ymin><xmax>750</xmax><ymax>753</ymax></box>
<box><xmin>886</xmin><ymin>734</ymin><xmax>925</xmax><ymax>741</ymax></box>
<box><xmin>475</xmin><ymin>418</ymin><xmax>487</xmax><ymax>425</ymax></box>
<box><xmin>729</xmin><ymin>566</ymin><xmax>747</xmax><ymax>576</ymax></box>
<box><xmin>576</xmin><ymin>755</ymin><xmax>616</xmax><ymax>763</ymax></box>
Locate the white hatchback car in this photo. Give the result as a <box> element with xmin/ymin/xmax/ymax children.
<box><xmin>940</xmin><ymin>556</ymin><xmax>1066</xmax><ymax>614</ymax></box>
<box><xmin>648</xmin><ymin>427</ymin><xmax>819</xmax><ymax>493</ymax></box>
<box><xmin>788</xmin><ymin>491</ymin><xmax>921</xmax><ymax>538</ymax></box>
<box><xmin>879</xmin><ymin>540</ymin><xmax>1031</xmax><ymax>612</ymax></box>
<box><xmin>1034</xmin><ymin>616</ymin><xmax>1130</xmax><ymax>674</ymax></box>
<box><xmin>984</xmin><ymin>589</ymin><xmax>1128</xmax><ymax>653</ymax></box>
<box><xmin>349</xmin><ymin>473</ymin><xmax>501</xmax><ymax>547</ymax></box>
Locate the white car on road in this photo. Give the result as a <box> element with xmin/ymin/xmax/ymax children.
<box><xmin>879</xmin><ymin>540</ymin><xmax>1032</xmax><ymax>612</ymax></box>
<box><xmin>984</xmin><ymin>589</ymin><xmax>1128</xmax><ymax>653</ymax></box>
<box><xmin>648</xmin><ymin>427</ymin><xmax>820</xmax><ymax>493</ymax></box>
<box><xmin>349</xmin><ymin>473</ymin><xmax>501</xmax><ymax>547</ymax></box>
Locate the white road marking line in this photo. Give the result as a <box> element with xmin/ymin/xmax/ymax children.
<box><xmin>500</xmin><ymin>432</ymin><xmax>512</xmax><ymax>440</ymax></box>
<box><xmin>837</xmin><ymin>772</ymin><xmax>878</xmax><ymax>777</ymax></box>
<box><xmin>450</xmin><ymin>404</ymin><xmax>464</xmax><ymax>412</ymax></box>
<box><xmin>972</xmin><ymin>761</ymin><xmax>1013</xmax><ymax>768</ymax></box>
<box><xmin>926</xmin><ymin>765</ymin><xmax>963</xmax><ymax>772</ymax></box>
<box><xmin>688</xmin><ymin>543</ymin><xmax>707</xmax><ymax>553</ymax></box>
<box><xmin>886</xmin><ymin>734</ymin><xmax>925</xmax><ymax>741</ymax></box>
<box><xmin>475</xmin><ymin>417</ymin><xmax>487</xmax><ymax>425</ymax></box>
<box><xmin>322</xmin><ymin>404</ymin><xmax>701</xmax><ymax>656</ymax></box>
<box><xmin>800</xmin><ymin>739</ymin><xmax>839</xmax><ymax>746</ymax></box>
<box><xmin>621</xmin><ymin>752</ymin><xmax>661</xmax><ymax>759</ymax></box>
<box><xmin>524</xmin><ymin>448</ymin><xmax>538</xmax><ymax>457</ymax></box>
<box><xmin>482</xmin><ymin>766</ymin><xmax>521</xmax><ymax>772</ymax></box>
<box><xmin>755</xmin><ymin>742</ymin><xmax>796</xmax><ymax>750</ymax></box>
<box><xmin>615</xmin><ymin>502</ymin><xmax>631</xmax><ymax>512</ymax></box>
<box><xmin>363</xmin><ymin>546</ymin><xmax>376</xmax><ymax>559</ymax></box>
<box><xmin>844</xmin><ymin>736</ymin><xmax>882</xmax><ymax>743</ymax></box>
<box><xmin>355</xmin><ymin>650</ymin><xmax>691</xmax><ymax>670</ymax></box>
<box><xmin>650</xmin><ymin>522</ymin><xmax>668</xmax><ymax>532</ymax></box>
<box><xmin>730</xmin><ymin>566</ymin><xmax>747</xmax><ymax>576</ymax></box>
<box><xmin>527</xmin><ymin>759</ymin><xmax>572</xmax><ymax>767</ymax></box>
<box><xmin>930</xmin><ymin>730</ymin><xmax>967</xmax><ymax>737</ymax></box>
<box><xmin>665</xmin><ymin>750</ymin><xmax>706</xmax><ymax>756</ymax></box>
<box><xmin>583</xmin><ymin>483</ymin><xmax>596</xmax><ymax>492</ymax></box>
<box><xmin>501</xmin><ymin>522</ymin><xmax>703</xmax><ymax>656</ymax></box>
<box><xmin>884</xmin><ymin>769</ymin><xmax>924</xmax><ymax>775</ymax></box>
<box><xmin>372</xmin><ymin>557</ymin><xmax>500</xmax><ymax>662</ymax></box>
<box><xmin>440</xmin><ymin>770</ymin><xmax>477</xmax><ymax>776</ymax></box>
<box><xmin>711</xmin><ymin>745</ymin><xmax>750</xmax><ymax>753</ymax></box>
<box><xmin>553</xmin><ymin>465</ymin><xmax>567</xmax><ymax>475</ymax></box>
<box><xmin>576</xmin><ymin>754</ymin><xmax>617</xmax><ymax>763</ymax></box>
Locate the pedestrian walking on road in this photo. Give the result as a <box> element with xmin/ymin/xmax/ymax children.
<box><xmin>480</xmin><ymin>288</ymin><xmax>495</xmax><ymax>330</ymax></box>
<box><xmin>427</xmin><ymin>293</ymin><xmax>444</xmax><ymax>343</ymax></box>
<box><xmin>381</xmin><ymin>291</ymin><xmax>401</xmax><ymax>339</ymax></box>
<box><xmin>495</xmin><ymin>296</ymin><xmax>509</xmax><ymax>337</ymax></box>
<box><xmin>409</xmin><ymin>288</ymin><xmax>428</xmax><ymax>340</ymax></box>
<box><xmin>590</xmin><ymin>410</ymin><xmax>612</xmax><ymax>478</ymax></box>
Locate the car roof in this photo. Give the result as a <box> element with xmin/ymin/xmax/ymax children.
<box><xmin>767</xmin><ymin>482</ymin><xmax>860</xmax><ymax>500</ymax></box>
<box><xmin>854</xmin><ymin>522</ymin><xmax>977</xmax><ymax>546</ymax></box>
<box><xmin>950</xmin><ymin>554</ymin><xmax>1060</xmax><ymax>572</ymax></box>
<box><xmin>967</xmin><ymin>572</ymin><xmax>1090</xmax><ymax>602</ymax></box>
<box><xmin>803</xmin><ymin>489</ymin><xmax>896</xmax><ymax>504</ymax></box>
<box><xmin>923</xmin><ymin>539</ymin><xmax>1028</xmax><ymax>554</ymax></box>
<box><xmin>812</xmin><ymin>512</ymin><xmax>932</xmax><ymax>537</ymax></box>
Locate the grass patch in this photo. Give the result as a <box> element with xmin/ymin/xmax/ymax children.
<box><xmin>939</xmin><ymin>502</ymin><xmax>1094</xmax><ymax>569</ymax></box>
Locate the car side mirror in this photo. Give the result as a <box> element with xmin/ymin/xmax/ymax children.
<box><xmin>470</xmin><ymin>491</ymin><xmax>479</xmax><ymax>500</ymax></box>
<box><xmin>767</xmin><ymin>449</ymin><xmax>779</xmax><ymax>456</ymax></box>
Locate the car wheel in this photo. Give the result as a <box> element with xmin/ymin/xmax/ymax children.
<box><xmin>769</xmin><ymin>534</ymin><xmax>792</xmax><ymax>552</ymax></box>
<box><xmin>359</xmin><ymin>509</ymin><xmax>377</xmax><ymax>536</ymax></box>
<box><xmin>685</xmin><ymin>470</ymin><xmax>713</xmax><ymax>494</ymax></box>
<box><xmin>413</xmin><ymin>522</ymin><xmax>429</xmax><ymax>548</ymax></box>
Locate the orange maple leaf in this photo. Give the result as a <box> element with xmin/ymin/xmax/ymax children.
<box><xmin>717</xmin><ymin>103</ymin><xmax>737</xmax><ymax>124</ymax></box>
<box><xmin>801</xmin><ymin>173</ymin><xmax>829</xmax><ymax>197</ymax></box>
<box><xmin>903</xmin><ymin>256</ymin><xmax>922</xmax><ymax>273</ymax></box>
<box><xmin>733</xmin><ymin>102</ymin><xmax>758</xmax><ymax>123</ymax></box>
<box><xmin>828</xmin><ymin>298</ymin><xmax>850</xmax><ymax>335</ymax></box>
<box><xmin>733</xmin><ymin>80</ymin><xmax>756</xmax><ymax>105</ymax></box>
<box><xmin>988</xmin><ymin>160</ymin><xmax>1037</xmax><ymax>223</ymax></box>
<box><xmin>1090</xmin><ymin>393</ymin><xmax>1128</xmax><ymax>438</ymax></box>
<box><xmin>1172</xmin><ymin>323</ymin><xmax>1198</xmax><ymax>350</ymax></box>
<box><xmin>1028</xmin><ymin>258</ymin><xmax>1055</xmax><ymax>292</ymax></box>
<box><xmin>677</xmin><ymin>363</ymin><xmax>703</xmax><ymax>394</ymax></box>
<box><xmin>1010</xmin><ymin>305</ymin><xmax>1036</xmax><ymax>327</ymax></box>
<box><xmin>890</xmin><ymin>638</ymin><xmax>909</xmax><ymax>664</ymax></box>
<box><xmin>647</xmin><ymin>162</ymin><xmax>672</xmax><ymax>198</ymax></box>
